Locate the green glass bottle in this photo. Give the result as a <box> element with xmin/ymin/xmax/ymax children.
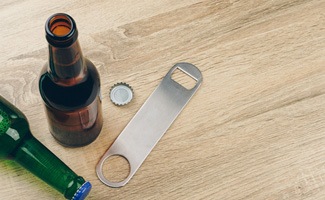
<box><xmin>0</xmin><ymin>95</ymin><xmax>91</xmax><ymax>200</ymax></box>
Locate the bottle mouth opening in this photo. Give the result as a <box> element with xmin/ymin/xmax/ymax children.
<box><xmin>49</xmin><ymin>15</ymin><xmax>72</xmax><ymax>37</ymax></box>
<box><xmin>45</xmin><ymin>13</ymin><xmax>78</xmax><ymax>47</ymax></box>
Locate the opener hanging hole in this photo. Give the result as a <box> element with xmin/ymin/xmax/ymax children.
<box><xmin>171</xmin><ymin>68</ymin><xmax>197</xmax><ymax>90</ymax></box>
<box><xmin>102</xmin><ymin>155</ymin><xmax>131</xmax><ymax>183</ymax></box>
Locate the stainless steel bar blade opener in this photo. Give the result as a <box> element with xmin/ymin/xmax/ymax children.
<box><xmin>96</xmin><ymin>62</ymin><xmax>203</xmax><ymax>187</ymax></box>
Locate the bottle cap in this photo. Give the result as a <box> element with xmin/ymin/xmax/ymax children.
<box><xmin>72</xmin><ymin>181</ymin><xmax>92</xmax><ymax>200</ymax></box>
<box><xmin>110</xmin><ymin>82</ymin><xmax>134</xmax><ymax>106</ymax></box>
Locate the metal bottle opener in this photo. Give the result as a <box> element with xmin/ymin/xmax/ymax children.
<box><xmin>96</xmin><ymin>62</ymin><xmax>203</xmax><ymax>187</ymax></box>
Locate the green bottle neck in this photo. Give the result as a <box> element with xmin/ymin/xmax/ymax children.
<box><xmin>12</xmin><ymin>135</ymin><xmax>85</xmax><ymax>199</ymax></box>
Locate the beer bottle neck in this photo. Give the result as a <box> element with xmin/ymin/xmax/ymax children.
<box><xmin>45</xmin><ymin>13</ymin><xmax>87</xmax><ymax>86</ymax></box>
<box><xmin>48</xmin><ymin>41</ymin><xmax>87</xmax><ymax>85</ymax></box>
<box><xmin>13</xmin><ymin>134</ymin><xmax>88</xmax><ymax>199</ymax></box>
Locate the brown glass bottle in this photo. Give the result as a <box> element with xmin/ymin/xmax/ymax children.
<box><xmin>39</xmin><ymin>13</ymin><xmax>103</xmax><ymax>147</ymax></box>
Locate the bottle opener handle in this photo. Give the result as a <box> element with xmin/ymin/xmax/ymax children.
<box><xmin>96</xmin><ymin>62</ymin><xmax>203</xmax><ymax>187</ymax></box>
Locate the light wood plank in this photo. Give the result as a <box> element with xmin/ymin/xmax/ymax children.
<box><xmin>0</xmin><ymin>0</ymin><xmax>324</xmax><ymax>199</ymax></box>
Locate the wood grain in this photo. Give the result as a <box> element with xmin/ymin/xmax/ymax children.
<box><xmin>0</xmin><ymin>0</ymin><xmax>324</xmax><ymax>199</ymax></box>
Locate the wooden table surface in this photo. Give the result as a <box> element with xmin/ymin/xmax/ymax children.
<box><xmin>0</xmin><ymin>0</ymin><xmax>325</xmax><ymax>199</ymax></box>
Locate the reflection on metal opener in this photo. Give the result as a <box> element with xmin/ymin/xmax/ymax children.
<box><xmin>96</xmin><ymin>62</ymin><xmax>203</xmax><ymax>187</ymax></box>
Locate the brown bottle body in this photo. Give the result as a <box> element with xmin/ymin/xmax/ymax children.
<box><xmin>39</xmin><ymin>13</ymin><xmax>103</xmax><ymax>147</ymax></box>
